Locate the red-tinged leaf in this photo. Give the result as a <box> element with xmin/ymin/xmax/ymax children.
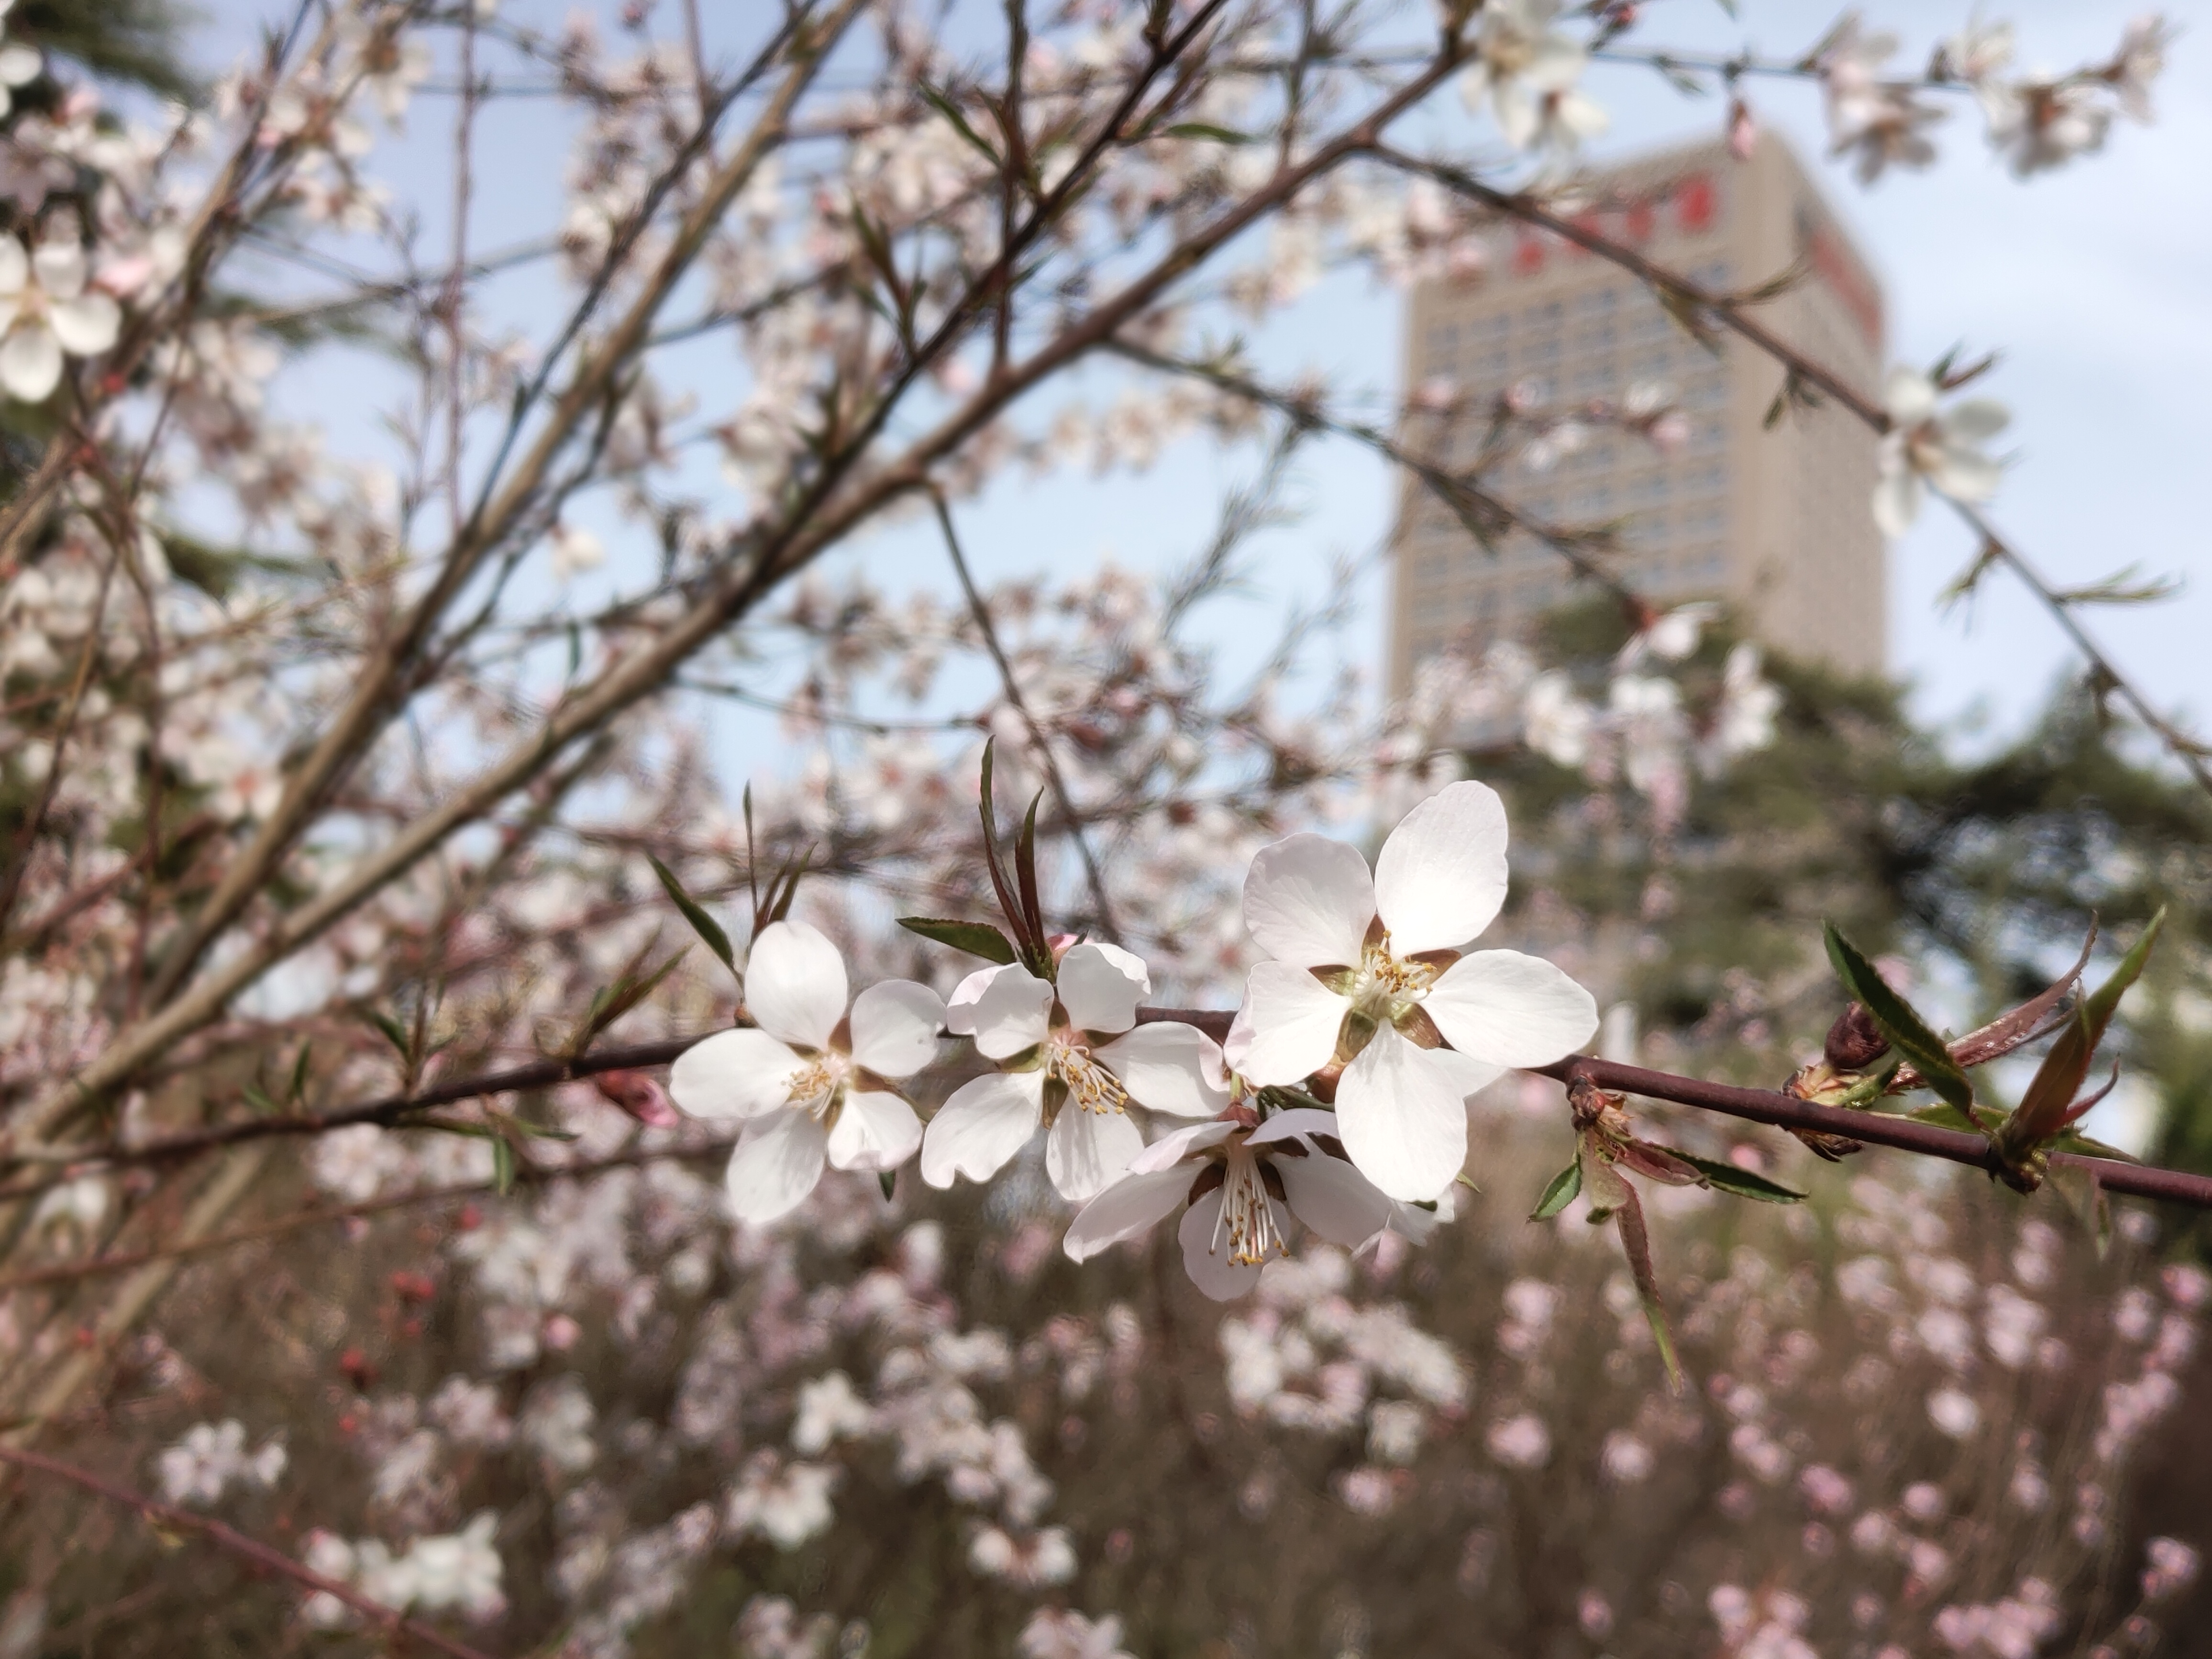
<box><xmin>1615</xmin><ymin>1139</ymin><xmax>1704</xmax><ymax>1187</ymax></box>
<box><xmin>1614</xmin><ymin>1183</ymin><xmax>1684</xmax><ymax>1394</ymax></box>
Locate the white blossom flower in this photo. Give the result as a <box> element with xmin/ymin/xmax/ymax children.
<box><xmin>1063</xmin><ymin>1108</ymin><xmax>1394</xmax><ymax>1300</ymax></box>
<box><xmin>406</xmin><ymin>1513</ymin><xmax>505</xmax><ymax>1619</ymax></box>
<box><xmin>791</xmin><ymin>1371</ymin><xmax>873</xmax><ymax>1455</ymax></box>
<box><xmin>548</xmin><ymin>521</ymin><xmax>604</xmax><ymax>581</ymax></box>
<box><xmin>1019</xmin><ymin>1607</ymin><xmax>1136</xmax><ymax>1659</ymax></box>
<box><xmin>0</xmin><ymin>239</ymin><xmax>122</xmax><ymax>402</ymax></box>
<box><xmin>670</xmin><ymin>920</ymin><xmax>944</xmax><ymax>1223</ymax></box>
<box><xmin>1817</xmin><ymin>18</ymin><xmax>1946</xmax><ymax>184</ymax></box>
<box><xmin>1226</xmin><ymin>781</ymin><xmax>1597</xmax><ymax>1202</ymax></box>
<box><xmin>921</xmin><ymin>944</ymin><xmax>1227</xmax><ymax>1203</ymax></box>
<box><xmin>1873</xmin><ymin>366</ymin><xmax>2008</xmax><ymax>533</ymax></box>
<box><xmin>0</xmin><ymin>35</ymin><xmax>39</xmax><ymax>119</ymax></box>
<box><xmin>1523</xmin><ymin>671</ymin><xmax>1593</xmax><ymax>767</ymax></box>
<box><xmin>1459</xmin><ymin>0</ymin><xmax>1605</xmax><ymax>158</ymax></box>
<box><xmin>156</xmin><ymin>1420</ymin><xmax>286</xmax><ymax>1507</ymax></box>
<box><xmin>1486</xmin><ymin>1411</ymin><xmax>1552</xmax><ymax>1469</ymax></box>
<box><xmin>1703</xmin><ymin>643</ymin><xmax>1783</xmax><ymax>767</ymax></box>
<box><xmin>726</xmin><ymin>1451</ymin><xmax>839</xmax><ymax>1550</ymax></box>
<box><xmin>2108</xmin><ymin>15</ymin><xmax>2174</xmax><ymax>123</ymax></box>
<box><xmin>1983</xmin><ymin>76</ymin><xmax>2112</xmax><ymax>178</ymax></box>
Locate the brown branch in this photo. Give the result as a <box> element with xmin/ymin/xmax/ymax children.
<box><xmin>0</xmin><ymin>1444</ymin><xmax>504</xmax><ymax>1659</ymax></box>
<box><xmin>19</xmin><ymin>1011</ymin><xmax>2212</xmax><ymax>1213</ymax></box>
<box><xmin>1127</xmin><ymin>1008</ymin><xmax>2212</xmax><ymax>1211</ymax></box>
<box><xmin>1369</xmin><ymin>142</ymin><xmax>2212</xmax><ymax>798</ymax></box>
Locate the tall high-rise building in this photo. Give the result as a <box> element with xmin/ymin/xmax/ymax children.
<box><xmin>1386</xmin><ymin>134</ymin><xmax>1887</xmax><ymax>695</ymax></box>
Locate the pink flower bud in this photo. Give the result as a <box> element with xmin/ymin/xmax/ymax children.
<box><xmin>594</xmin><ymin>1068</ymin><xmax>679</xmax><ymax>1128</ymax></box>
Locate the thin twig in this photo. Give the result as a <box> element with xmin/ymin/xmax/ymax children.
<box><xmin>931</xmin><ymin>490</ymin><xmax>1123</xmax><ymax>944</ymax></box>
<box><xmin>0</xmin><ymin>1444</ymin><xmax>503</xmax><ymax>1659</ymax></box>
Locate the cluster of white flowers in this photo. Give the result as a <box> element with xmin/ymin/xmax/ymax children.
<box><xmin>670</xmin><ymin>779</ymin><xmax>1598</xmax><ymax>1300</ymax></box>
<box><xmin>154</xmin><ymin>1418</ymin><xmax>286</xmax><ymax>1507</ymax></box>
<box><xmin>302</xmin><ymin>1512</ymin><xmax>505</xmax><ymax>1627</ymax></box>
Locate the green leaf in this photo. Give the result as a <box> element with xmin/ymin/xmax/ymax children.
<box><xmin>491</xmin><ymin>1137</ymin><xmax>517</xmax><ymax>1197</ymax></box>
<box><xmin>1160</xmin><ymin>121</ymin><xmax>1252</xmax><ymax>144</ymax></box>
<box><xmin>919</xmin><ymin>83</ymin><xmax>1002</xmax><ymax>166</ymax></box>
<box><xmin>1662</xmin><ymin>1148</ymin><xmax>1807</xmax><ymax>1204</ymax></box>
<box><xmin>242</xmin><ymin>1084</ymin><xmax>280</xmax><ymax>1117</ymax></box>
<box><xmin>363</xmin><ymin>1009</ymin><xmax>412</xmax><ymax>1062</ymax></box>
<box><xmin>897</xmin><ymin>917</ymin><xmax>1018</xmax><ymax>964</ymax></box>
<box><xmin>648</xmin><ymin>854</ymin><xmax>736</xmax><ymax>975</ymax></box>
<box><xmin>1015</xmin><ymin>789</ymin><xmax>1046</xmax><ymax>955</ymax></box>
<box><xmin>1528</xmin><ymin>1158</ymin><xmax>1582</xmax><ymax>1221</ymax></box>
<box><xmin>878</xmin><ymin>1168</ymin><xmax>897</xmax><ymax>1202</ymax></box>
<box><xmin>1823</xmin><ymin>922</ymin><xmax>1973</xmax><ymax>1115</ymax></box>
<box><xmin>2012</xmin><ymin>907</ymin><xmax>2164</xmax><ymax>1143</ymax></box>
<box><xmin>288</xmin><ymin>1042</ymin><xmax>313</xmax><ymax>1106</ymax></box>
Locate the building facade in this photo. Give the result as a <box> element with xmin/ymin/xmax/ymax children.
<box><xmin>1386</xmin><ymin>134</ymin><xmax>1888</xmax><ymax>695</ymax></box>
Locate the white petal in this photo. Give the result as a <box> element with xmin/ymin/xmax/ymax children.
<box><xmin>1428</xmin><ymin>1045</ymin><xmax>1508</xmax><ymax>1101</ymax></box>
<box><xmin>669</xmin><ymin>1028</ymin><xmax>804</xmax><ymax>1120</ymax></box>
<box><xmin>1094</xmin><ymin>1022</ymin><xmax>1229</xmax><ymax>1117</ymax></box>
<box><xmin>1278</xmin><ymin>1149</ymin><xmax>1393</xmax><ymax>1247</ymax></box>
<box><xmin>968</xmin><ymin>966</ymin><xmax>1054</xmax><ymax>1060</ymax></box>
<box><xmin>31</xmin><ymin>242</ymin><xmax>84</xmax><ymax>299</ymax></box>
<box><xmin>920</xmin><ymin>1070</ymin><xmax>1044</xmax><ymax>1188</ymax></box>
<box><xmin>1246</xmin><ymin>1106</ymin><xmax>1345</xmax><ymax>1146</ymax></box>
<box><xmin>1242</xmin><ymin>833</ymin><xmax>1375</xmax><ymax>967</ymax></box>
<box><xmin>1057</xmin><ymin>940</ymin><xmax>1149</xmax><ymax>1034</ymax></box>
<box><xmin>847</xmin><ymin>980</ymin><xmax>944</xmax><ymax>1078</ymax></box>
<box><xmin>945</xmin><ymin>963</ymin><xmax>1013</xmax><ymax>1034</ymax></box>
<box><xmin>825</xmin><ymin>1089</ymin><xmax>922</xmax><ymax>1172</ymax></box>
<box><xmin>1178</xmin><ymin>1191</ymin><xmax>1266</xmax><ymax>1300</ymax></box>
<box><xmin>1494</xmin><ymin>80</ymin><xmax>1540</xmax><ymax>149</ymax></box>
<box><xmin>1333</xmin><ymin>1025</ymin><xmax>1470</xmax><ymax>1204</ymax></box>
<box><xmin>1929</xmin><ymin>446</ymin><xmax>2002</xmax><ymax>504</ymax></box>
<box><xmin>1373</xmin><ymin>780</ymin><xmax>1511</xmax><ymax>955</ymax></box>
<box><xmin>48</xmin><ymin>292</ymin><xmax>118</xmax><ymax>356</ymax></box>
<box><xmin>1062</xmin><ymin>1166</ymin><xmax>1194</xmax><ymax>1261</ymax></box>
<box><xmin>1942</xmin><ymin>399</ymin><xmax>2009</xmax><ymax>443</ymax></box>
<box><xmin>745</xmin><ymin>920</ymin><xmax>847</xmax><ymax>1048</ymax></box>
<box><xmin>1883</xmin><ymin>366</ymin><xmax>1936</xmax><ymax>425</ymax></box>
<box><xmin>1128</xmin><ymin>1119</ymin><xmax>1237</xmax><ymax>1173</ymax></box>
<box><xmin>1045</xmin><ymin>1104</ymin><xmax>1144</xmax><ymax>1203</ymax></box>
<box><xmin>1232</xmin><ymin>961</ymin><xmax>1349</xmax><ymax>1085</ymax></box>
<box><xmin>1424</xmin><ymin>950</ymin><xmax>1599</xmax><ymax>1068</ymax></box>
<box><xmin>0</xmin><ymin>238</ymin><xmax>24</xmax><ymax>296</ymax></box>
<box><xmin>0</xmin><ymin>324</ymin><xmax>61</xmax><ymax>401</ymax></box>
<box><xmin>724</xmin><ymin>1111</ymin><xmax>830</xmax><ymax>1224</ymax></box>
<box><xmin>1871</xmin><ymin>463</ymin><xmax>1922</xmax><ymax>536</ymax></box>
<box><xmin>1525</xmin><ymin>36</ymin><xmax>1587</xmax><ymax>91</ymax></box>
<box><xmin>0</xmin><ymin>44</ymin><xmax>39</xmax><ymax>87</ymax></box>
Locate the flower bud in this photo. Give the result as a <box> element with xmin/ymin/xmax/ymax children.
<box><xmin>1824</xmin><ymin>1002</ymin><xmax>1886</xmax><ymax>1071</ymax></box>
<box><xmin>594</xmin><ymin>1068</ymin><xmax>679</xmax><ymax>1128</ymax></box>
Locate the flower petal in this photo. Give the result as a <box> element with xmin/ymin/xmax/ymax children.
<box><xmin>1177</xmin><ymin>1190</ymin><xmax>1268</xmax><ymax>1300</ymax></box>
<box><xmin>1246</xmin><ymin>1106</ymin><xmax>1345</xmax><ymax>1146</ymax></box>
<box><xmin>0</xmin><ymin>239</ymin><xmax>23</xmax><ymax>295</ymax></box>
<box><xmin>1228</xmin><ymin>961</ymin><xmax>1348</xmax><ymax>1085</ymax></box>
<box><xmin>48</xmin><ymin>292</ymin><xmax>118</xmax><ymax>356</ymax></box>
<box><xmin>968</xmin><ymin>965</ymin><xmax>1055</xmax><ymax>1060</ymax></box>
<box><xmin>920</xmin><ymin>1070</ymin><xmax>1044</xmax><ymax>1188</ymax></box>
<box><xmin>1929</xmin><ymin>445</ymin><xmax>2001</xmax><ymax>504</ymax></box>
<box><xmin>1045</xmin><ymin>1103</ymin><xmax>1144</xmax><ymax>1203</ymax></box>
<box><xmin>1883</xmin><ymin>366</ymin><xmax>1936</xmax><ymax>425</ymax></box>
<box><xmin>1094</xmin><ymin>1022</ymin><xmax>1229</xmax><ymax>1117</ymax></box>
<box><xmin>0</xmin><ymin>324</ymin><xmax>62</xmax><ymax>402</ymax></box>
<box><xmin>724</xmin><ymin>1110</ymin><xmax>830</xmax><ymax>1224</ymax></box>
<box><xmin>1127</xmin><ymin>1118</ymin><xmax>1237</xmax><ymax>1173</ymax></box>
<box><xmin>669</xmin><ymin>1028</ymin><xmax>804</xmax><ymax>1120</ymax></box>
<box><xmin>1373</xmin><ymin>780</ymin><xmax>1512</xmax><ymax>955</ymax></box>
<box><xmin>944</xmin><ymin>963</ymin><xmax>1014</xmax><ymax>1035</ymax></box>
<box><xmin>1057</xmin><ymin>940</ymin><xmax>1149</xmax><ymax>1034</ymax></box>
<box><xmin>1872</xmin><ymin>462</ymin><xmax>1922</xmax><ymax>535</ymax></box>
<box><xmin>1333</xmin><ymin>1024</ymin><xmax>1470</xmax><ymax>1203</ymax></box>
<box><xmin>825</xmin><ymin>1089</ymin><xmax>923</xmax><ymax>1173</ymax></box>
<box><xmin>1424</xmin><ymin>949</ymin><xmax>1599</xmax><ymax>1068</ymax></box>
<box><xmin>31</xmin><ymin>243</ymin><xmax>83</xmax><ymax>300</ymax></box>
<box><xmin>1062</xmin><ymin>1165</ymin><xmax>1194</xmax><ymax>1262</ymax></box>
<box><xmin>745</xmin><ymin>920</ymin><xmax>848</xmax><ymax>1048</ymax></box>
<box><xmin>847</xmin><ymin>979</ymin><xmax>945</xmax><ymax>1078</ymax></box>
<box><xmin>1942</xmin><ymin>398</ymin><xmax>2009</xmax><ymax>443</ymax></box>
<box><xmin>1242</xmin><ymin>833</ymin><xmax>1375</xmax><ymax>967</ymax></box>
<box><xmin>1277</xmin><ymin>1148</ymin><xmax>1392</xmax><ymax>1247</ymax></box>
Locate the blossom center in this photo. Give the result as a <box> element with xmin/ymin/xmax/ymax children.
<box><xmin>1047</xmin><ymin>1034</ymin><xmax>1129</xmax><ymax>1115</ymax></box>
<box><xmin>1212</xmin><ymin>1146</ymin><xmax>1285</xmax><ymax>1268</ymax></box>
<box><xmin>1346</xmin><ymin>942</ymin><xmax>1442</xmax><ymax>1026</ymax></box>
<box><xmin>782</xmin><ymin>1051</ymin><xmax>851</xmax><ymax>1119</ymax></box>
